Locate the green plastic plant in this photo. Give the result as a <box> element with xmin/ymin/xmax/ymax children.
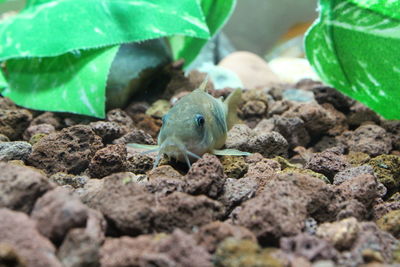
<box><xmin>0</xmin><ymin>0</ymin><xmax>236</xmax><ymax>117</ymax></box>
<box><xmin>305</xmin><ymin>0</ymin><xmax>400</xmax><ymax>119</ymax></box>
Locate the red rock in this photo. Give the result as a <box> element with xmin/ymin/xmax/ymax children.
<box><xmin>0</xmin><ymin>208</ymin><xmax>62</xmax><ymax>267</ymax></box>
<box><xmin>27</xmin><ymin>125</ymin><xmax>103</xmax><ymax>175</ymax></box>
<box><xmin>0</xmin><ymin>162</ymin><xmax>53</xmax><ymax>213</ymax></box>
<box><xmin>88</xmin><ymin>144</ymin><xmax>127</xmax><ymax>178</ymax></box>
<box><xmin>305</xmin><ymin>150</ymin><xmax>350</xmax><ymax>181</ymax></box>
<box><xmin>0</xmin><ymin>109</ymin><xmax>32</xmax><ymax>140</ymax></box>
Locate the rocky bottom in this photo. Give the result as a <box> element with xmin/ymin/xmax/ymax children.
<box><xmin>0</xmin><ymin>70</ymin><xmax>400</xmax><ymax>267</ymax></box>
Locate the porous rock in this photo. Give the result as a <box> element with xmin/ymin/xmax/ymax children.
<box><xmin>312</xmin><ymin>85</ymin><xmax>354</xmax><ymax>112</ymax></box>
<box><xmin>89</xmin><ymin>121</ymin><xmax>124</xmax><ymax>143</ymax></box>
<box><xmin>100</xmin><ymin>230</ymin><xmax>212</xmax><ymax>267</ymax></box>
<box><xmin>338</xmin><ymin>125</ymin><xmax>392</xmax><ymax>157</ymax></box>
<box><xmin>305</xmin><ymin>150</ymin><xmax>350</xmax><ymax>181</ymax></box>
<box><xmin>377</xmin><ymin>210</ymin><xmax>400</xmax><ymax>238</ymax></box>
<box><xmin>0</xmin><ymin>141</ymin><xmax>32</xmax><ymax>161</ymax></box>
<box><xmin>23</xmin><ymin>123</ymin><xmax>56</xmax><ymax>141</ymax></box>
<box><xmin>30</xmin><ymin>112</ymin><xmax>62</xmax><ymax>129</ymax></box>
<box><xmin>333</xmin><ymin>165</ymin><xmax>374</xmax><ymax>185</ymax></box>
<box><xmin>31</xmin><ymin>187</ymin><xmax>89</xmax><ymax>244</ymax></box>
<box><xmin>316</xmin><ymin>217</ymin><xmax>360</xmax><ymax>250</ymax></box>
<box><xmin>248</xmin><ymin>131</ymin><xmax>289</xmax><ymax>158</ymax></box>
<box><xmin>112</xmin><ymin>128</ymin><xmax>156</xmax><ymax>145</ymax></box>
<box><xmin>0</xmin><ymin>109</ymin><xmax>32</xmax><ymax>140</ymax></box>
<box><xmin>49</xmin><ymin>172</ymin><xmax>88</xmax><ymax>188</ymax></box>
<box><xmin>194</xmin><ymin>221</ymin><xmax>256</xmax><ymax>253</ymax></box>
<box><xmin>0</xmin><ymin>208</ymin><xmax>61</xmax><ymax>267</ymax></box>
<box><xmin>368</xmin><ymin>155</ymin><xmax>400</xmax><ymax>193</ymax></box>
<box><xmin>220</xmin><ymin>156</ymin><xmax>248</xmax><ymax>179</ymax></box>
<box><xmin>106</xmin><ymin>109</ymin><xmax>134</xmax><ymax>134</ymax></box>
<box><xmin>88</xmin><ymin>144</ymin><xmax>127</xmax><ymax>178</ymax></box>
<box><xmin>218</xmin><ymin>177</ymin><xmax>258</xmax><ymax>211</ymax></box>
<box><xmin>0</xmin><ymin>162</ymin><xmax>53</xmax><ymax>213</ymax></box>
<box><xmin>28</xmin><ymin>125</ymin><xmax>103</xmax><ymax>175</ymax></box>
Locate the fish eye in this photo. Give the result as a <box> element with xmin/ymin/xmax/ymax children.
<box><xmin>195</xmin><ymin>114</ymin><xmax>205</xmax><ymax>127</ymax></box>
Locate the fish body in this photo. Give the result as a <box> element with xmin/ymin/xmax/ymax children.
<box><xmin>129</xmin><ymin>81</ymin><xmax>249</xmax><ymax>168</ymax></box>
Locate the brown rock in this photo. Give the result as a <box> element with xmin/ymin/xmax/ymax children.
<box><xmin>347</xmin><ymin>103</ymin><xmax>380</xmax><ymax>127</ymax></box>
<box><xmin>376</xmin><ymin>210</ymin><xmax>400</xmax><ymax>238</ymax></box>
<box><xmin>248</xmin><ymin>132</ymin><xmax>289</xmax><ymax>158</ymax></box>
<box><xmin>153</xmin><ymin>192</ymin><xmax>225</xmax><ymax>232</ymax></box>
<box><xmin>283</xmin><ymin>103</ymin><xmax>336</xmax><ymax>137</ymax></box>
<box><xmin>30</xmin><ymin>112</ymin><xmax>62</xmax><ymax>129</ymax></box>
<box><xmin>312</xmin><ymin>85</ymin><xmax>354</xmax><ymax>112</ymax></box>
<box><xmin>218</xmin><ymin>177</ymin><xmax>259</xmax><ymax>211</ymax></box>
<box><xmin>338</xmin><ymin>125</ymin><xmax>392</xmax><ymax>157</ymax></box>
<box><xmin>100</xmin><ymin>230</ymin><xmax>212</xmax><ymax>267</ymax></box>
<box><xmin>194</xmin><ymin>221</ymin><xmax>256</xmax><ymax>253</ymax></box>
<box><xmin>0</xmin><ymin>162</ymin><xmax>53</xmax><ymax>213</ymax></box>
<box><xmin>49</xmin><ymin>172</ymin><xmax>88</xmax><ymax>188</ymax></box>
<box><xmin>0</xmin><ymin>243</ymin><xmax>26</xmax><ymax>267</ymax></box>
<box><xmin>0</xmin><ymin>208</ymin><xmax>61</xmax><ymax>267</ymax></box>
<box><xmin>333</xmin><ymin>165</ymin><xmax>374</xmax><ymax>185</ymax></box>
<box><xmin>126</xmin><ymin>153</ymin><xmax>154</xmax><ymax>174</ymax></box>
<box><xmin>112</xmin><ymin>128</ymin><xmax>155</xmax><ymax>145</ymax></box>
<box><xmin>0</xmin><ymin>109</ymin><xmax>32</xmax><ymax>140</ymax></box>
<box><xmin>185</xmin><ymin>153</ymin><xmax>226</xmax><ymax>198</ymax></box>
<box><xmin>131</xmin><ymin>113</ymin><xmax>162</xmax><ymax>138</ymax></box>
<box><xmin>225</xmin><ymin>124</ymin><xmax>254</xmax><ymax>152</ymax></box>
<box><xmin>88</xmin><ymin>144</ymin><xmax>127</xmax><ymax>178</ymax></box>
<box><xmin>23</xmin><ymin>123</ymin><xmax>56</xmax><ymax>141</ymax></box>
<box><xmin>57</xmin><ymin>210</ymin><xmax>106</xmax><ymax>267</ymax></box>
<box><xmin>106</xmin><ymin>109</ymin><xmax>134</xmax><ymax>134</ymax></box>
<box><xmin>89</xmin><ymin>121</ymin><xmax>124</xmax><ymax>143</ymax></box>
<box><xmin>31</xmin><ymin>187</ymin><xmax>89</xmax><ymax>244</ymax></box>
<box><xmin>220</xmin><ymin>156</ymin><xmax>248</xmax><ymax>179</ymax></box>
<box><xmin>305</xmin><ymin>150</ymin><xmax>350</xmax><ymax>181</ymax></box>
<box><xmin>27</xmin><ymin>125</ymin><xmax>103</xmax><ymax>175</ymax></box>
<box><xmin>241</xmin><ymin>100</ymin><xmax>267</xmax><ymax>118</ymax></box>
<box><xmin>280</xmin><ymin>233</ymin><xmax>339</xmax><ymax>262</ymax></box>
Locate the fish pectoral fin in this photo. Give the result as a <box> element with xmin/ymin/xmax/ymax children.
<box><xmin>127</xmin><ymin>143</ymin><xmax>159</xmax><ymax>153</ymax></box>
<box><xmin>212</xmin><ymin>148</ymin><xmax>252</xmax><ymax>156</ymax></box>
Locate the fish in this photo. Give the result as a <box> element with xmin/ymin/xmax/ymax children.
<box><xmin>128</xmin><ymin>79</ymin><xmax>251</xmax><ymax>168</ymax></box>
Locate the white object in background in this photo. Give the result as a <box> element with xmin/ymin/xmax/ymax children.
<box><xmin>269</xmin><ymin>57</ymin><xmax>321</xmax><ymax>84</ymax></box>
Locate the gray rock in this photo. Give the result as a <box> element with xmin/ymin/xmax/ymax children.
<box><xmin>0</xmin><ymin>141</ymin><xmax>32</xmax><ymax>161</ymax></box>
<box><xmin>333</xmin><ymin>165</ymin><xmax>374</xmax><ymax>185</ymax></box>
<box><xmin>282</xmin><ymin>88</ymin><xmax>315</xmax><ymax>102</ymax></box>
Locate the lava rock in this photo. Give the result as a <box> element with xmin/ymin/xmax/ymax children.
<box><xmin>312</xmin><ymin>85</ymin><xmax>354</xmax><ymax>112</ymax></box>
<box><xmin>23</xmin><ymin>123</ymin><xmax>56</xmax><ymax>141</ymax></box>
<box><xmin>225</xmin><ymin>124</ymin><xmax>254</xmax><ymax>152</ymax></box>
<box><xmin>377</xmin><ymin>210</ymin><xmax>400</xmax><ymax>238</ymax></box>
<box><xmin>30</xmin><ymin>112</ymin><xmax>63</xmax><ymax>129</ymax></box>
<box><xmin>28</xmin><ymin>125</ymin><xmax>103</xmax><ymax>175</ymax></box>
<box><xmin>0</xmin><ymin>109</ymin><xmax>32</xmax><ymax>140</ymax></box>
<box><xmin>89</xmin><ymin>121</ymin><xmax>124</xmax><ymax>143</ymax></box>
<box><xmin>49</xmin><ymin>172</ymin><xmax>88</xmax><ymax>188</ymax></box>
<box><xmin>347</xmin><ymin>103</ymin><xmax>380</xmax><ymax>127</ymax></box>
<box><xmin>269</xmin><ymin>115</ymin><xmax>310</xmax><ymax>148</ymax></box>
<box><xmin>31</xmin><ymin>187</ymin><xmax>89</xmax><ymax>244</ymax></box>
<box><xmin>88</xmin><ymin>144</ymin><xmax>127</xmax><ymax>178</ymax></box>
<box><xmin>185</xmin><ymin>153</ymin><xmax>226</xmax><ymax>198</ymax></box>
<box><xmin>368</xmin><ymin>155</ymin><xmax>400</xmax><ymax>193</ymax></box>
<box><xmin>126</xmin><ymin>153</ymin><xmax>154</xmax><ymax>174</ymax></box>
<box><xmin>194</xmin><ymin>221</ymin><xmax>256</xmax><ymax>253</ymax></box>
<box><xmin>112</xmin><ymin>128</ymin><xmax>156</xmax><ymax>145</ymax></box>
<box><xmin>218</xmin><ymin>177</ymin><xmax>258</xmax><ymax>211</ymax></box>
<box><xmin>248</xmin><ymin>132</ymin><xmax>289</xmax><ymax>158</ymax></box>
<box><xmin>338</xmin><ymin>124</ymin><xmax>392</xmax><ymax>157</ymax></box>
<box><xmin>333</xmin><ymin>165</ymin><xmax>374</xmax><ymax>185</ymax></box>
<box><xmin>280</xmin><ymin>233</ymin><xmax>339</xmax><ymax>262</ymax></box>
<box><xmin>100</xmin><ymin>229</ymin><xmax>212</xmax><ymax>267</ymax></box>
<box><xmin>305</xmin><ymin>150</ymin><xmax>350</xmax><ymax>181</ymax></box>
<box><xmin>0</xmin><ymin>162</ymin><xmax>53</xmax><ymax>213</ymax></box>
<box><xmin>220</xmin><ymin>156</ymin><xmax>248</xmax><ymax>179</ymax></box>
<box><xmin>0</xmin><ymin>141</ymin><xmax>32</xmax><ymax>161</ymax></box>
<box><xmin>106</xmin><ymin>109</ymin><xmax>134</xmax><ymax>134</ymax></box>
<box><xmin>0</xmin><ymin>208</ymin><xmax>61</xmax><ymax>267</ymax></box>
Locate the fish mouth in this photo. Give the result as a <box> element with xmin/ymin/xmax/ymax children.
<box><xmin>154</xmin><ymin>137</ymin><xmax>200</xmax><ymax>169</ymax></box>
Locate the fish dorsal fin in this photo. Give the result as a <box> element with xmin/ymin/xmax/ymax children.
<box><xmin>224</xmin><ymin>88</ymin><xmax>242</xmax><ymax>130</ymax></box>
<box><xmin>198</xmin><ymin>76</ymin><xmax>209</xmax><ymax>93</ymax></box>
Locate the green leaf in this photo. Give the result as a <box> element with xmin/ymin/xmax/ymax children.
<box><xmin>305</xmin><ymin>0</ymin><xmax>400</xmax><ymax>119</ymax></box>
<box><xmin>169</xmin><ymin>0</ymin><xmax>236</xmax><ymax>67</ymax></box>
<box><xmin>3</xmin><ymin>46</ymin><xmax>119</xmax><ymax>118</ymax></box>
<box><xmin>0</xmin><ymin>0</ymin><xmax>210</xmax><ymax>60</ymax></box>
<box><xmin>0</xmin><ymin>67</ymin><xmax>7</xmax><ymax>90</ymax></box>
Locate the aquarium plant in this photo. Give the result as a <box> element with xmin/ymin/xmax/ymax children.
<box><xmin>0</xmin><ymin>0</ymin><xmax>235</xmax><ymax>117</ymax></box>
<box><xmin>305</xmin><ymin>0</ymin><xmax>400</xmax><ymax>119</ymax></box>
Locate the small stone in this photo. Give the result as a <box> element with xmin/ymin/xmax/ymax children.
<box><xmin>31</xmin><ymin>187</ymin><xmax>89</xmax><ymax>244</ymax></box>
<box><xmin>49</xmin><ymin>172</ymin><xmax>88</xmax><ymax>188</ymax></box>
<box><xmin>248</xmin><ymin>132</ymin><xmax>289</xmax><ymax>158</ymax></box>
<box><xmin>0</xmin><ymin>243</ymin><xmax>26</xmax><ymax>267</ymax></box>
<box><xmin>280</xmin><ymin>233</ymin><xmax>339</xmax><ymax>262</ymax></box>
<box><xmin>126</xmin><ymin>153</ymin><xmax>154</xmax><ymax>174</ymax></box>
<box><xmin>0</xmin><ymin>109</ymin><xmax>32</xmax><ymax>140</ymax></box>
<box><xmin>185</xmin><ymin>153</ymin><xmax>226</xmax><ymax>198</ymax></box>
<box><xmin>347</xmin><ymin>103</ymin><xmax>380</xmax><ymax>127</ymax></box>
<box><xmin>146</xmin><ymin>99</ymin><xmax>171</xmax><ymax>118</ymax></box>
<box><xmin>0</xmin><ymin>141</ymin><xmax>32</xmax><ymax>161</ymax></box>
<box><xmin>220</xmin><ymin>156</ymin><xmax>248</xmax><ymax>179</ymax></box>
<box><xmin>270</xmin><ymin>115</ymin><xmax>310</xmax><ymax>148</ymax></box>
<box><xmin>218</xmin><ymin>177</ymin><xmax>258</xmax><ymax>211</ymax></box>
<box><xmin>0</xmin><ymin>133</ymin><xmax>10</xmax><ymax>142</ymax></box>
<box><xmin>316</xmin><ymin>217</ymin><xmax>360</xmax><ymax>250</ymax></box>
<box><xmin>88</xmin><ymin>144</ymin><xmax>127</xmax><ymax>178</ymax></box>
<box><xmin>0</xmin><ymin>162</ymin><xmax>53</xmax><ymax>213</ymax></box>
<box><xmin>30</xmin><ymin>112</ymin><xmax>63</xmax><ymax>129</ymax></box>
<box><xmin>225</xmin><ymin>124</ymin><xmax>254</xmax><ymax>152</ymax></box>
<box><xmin>333</xmin><ymin>165</ymin><xmax>374</xmax><ymax>185</ymax></box>
<box><xmin>377</xmin><ymin>210</ymin><xmax>400</xmax><ymax>238</ymax></box>
<box><xmin>305</xmin><ymin>150</ymin><xmax>350</xmax><ymax>181</ymax></box>
<box><xmin>130</xmin><ymin>113</ymin><xmax>162</xmax><ymax>138</ymax></box>
<box><xmin>312</xmin><ymin>85</ymin><xmax>354</xmax><ymax>112</ymax></box>
<box><xmin>0</xmin><ymin>208</ymin><xmax>62</xmax><ymax>267</ymax></box>
<box><xmin>23</xmin><ymin>123</ymin><xmax>56</xmax><ymax>141</ymax></box>
<box><xmin>338</xmin><ymin>125</ymin><xmax>392</xmax><ymax>157</ymax></box>
<box><xmin>194</xmin><ymin>221</ymin><xmax>256</xmax><ymax>253</ymax></box>
<box><xmin>241</xmin><ymin>100</ymin><xmax>267</xmax><ymax>117</ymax></box>
<box><xmin>106</xmin><ymin>109</ymin><xmax>134</xmax><ymax>134</ymax></box>
<box><xmin>27</xmin><ymin>125</ymin><xmax>103</xmax><ymax>175</ymax></box>
<box><xmin>112</xmin><ymin>128</ymin><xmax>156</xmax><ymax>145</ymax></box>
<box><xmin>282</xmin><ymin>88</ymin><xmax>315</xmax><ymax>102</ymax></box>
<box><xmin>89</xmin><ymin>121</ymin><xmax>124</xmax><ymax>143</ymax></box>
<box><xmin>346</xmin><ymin>151</ymin><xmax>371</xmax><ymax>166</ymax></box>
